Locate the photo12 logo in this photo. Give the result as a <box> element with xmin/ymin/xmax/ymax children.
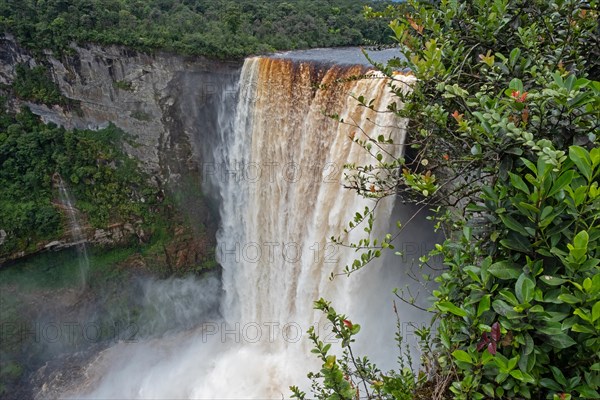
<box><xmin>0</xmin><ymin>321</ymin><xmax>139</xmax><ymax>345</ymax></box>
<box><xmin>200</xmin><ymin>322</ymin><xmax>305</xmax><ymax>344</ymax></box>
<box><xmin>197</xmin><ymin>321</ymin><xmax>434</xmax><ymax>345</ymax></box>
<box><xmin>217</xmin><ymin>241</ymin><xmax>340</xmax><ymax>265</ymax></box>
<box><xmin>201</xmin><ymin>161</ymin><xmax>342</xmax><ymax>185</ymax></box>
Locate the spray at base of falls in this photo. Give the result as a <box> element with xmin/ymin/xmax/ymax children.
<box><xmin>64</xmin><ymin>57</ymin><xmax>429</xmax><ymax>399</ymax></box>
<box><xmin>55</xmin><ymin>175</ymin><xmax>90</xmax><ymax>290</ymax></box>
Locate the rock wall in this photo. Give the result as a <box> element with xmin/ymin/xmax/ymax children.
<box><xmin>0</xmin><ymin>35</ymin><xmax>240</xmax><ymax>266</ymax></box>
<box><xmin>0</xmin><ymin>34</ymin><xmax>241</xmax><ymax>179</ymax></box>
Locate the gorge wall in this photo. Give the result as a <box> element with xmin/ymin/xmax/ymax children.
<box><xmin>0</xmin><ymin>34</ymin><xmax>240</xmax><ymax>180</ymax></box>
<box><xmin>0</xmin><ymin>35</ymin><xmax>240</xmax><ymax>264</ymax></box>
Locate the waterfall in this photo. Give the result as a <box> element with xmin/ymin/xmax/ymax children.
<box><xmin>56</xmin><ymin>175</ymin><xmax>90</xmax><ymax>290</ymax></box>
<box><xmin>216</xmin><ymin>57</ymin><xmax>411</xmax><ymax>329</ymax></box>
<box><xmin>65</xmin><ymin>57</ymin><xmax>428</xmax><ymax>399</ymax></box>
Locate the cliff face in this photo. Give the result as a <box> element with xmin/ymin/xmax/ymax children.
<box><xmin>0</xmin><ymin>35</ymin><xmax>240</xmax><ymax>266</ymax></box>
<box><xmin>0</xmin><ymin>34</ymin><xmax>240</xmax><ymax>180</ymax></box>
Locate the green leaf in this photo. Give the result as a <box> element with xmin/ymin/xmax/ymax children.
<box><xmin>510</xmin><ymin>49</ymin><xmax>521</xmax><ymax>68</ymax></box>
<box><xmin>552</xmin><ymin>71</ymin><xmax>565</xmax><ymax>86</ymax></box>
<box><xmin>509</xmin><ymin>172</ymin><xmax>530</xmax><ymax>194</ymax></box>
<box><xmin>488</xmin><ymin>261</ymin><xmax>522</xmax><ymax>280</ymax></box>
<box><xmin>492</xmin><ymin>299</ymin><xmax>516</xmax><ymax>316</ymax></box>
<box><xmin>518</xmin><ymin>202</ymin><xmax>540</xmax><ymax>216</ymax></box>
<box><xmin>550</xmin><ymin>366</ymin><xmax>568</xmax><ymax>386</ymax></box>
<box><xmin>539</xmin><ymin>275</ymin><xmax>568</xmax><ymax>286</ymax></box>
<box><xmin>591</xmin><ymin>147</ymin><xmax>600</xmax><ymax>167</ymax></box>
<box><xmin>538</xmin><ymin>322</ymin><xmax>563</xmax><ymax>335</ymax></box>
<box><xmin>500</xmin><ymin>214</ymin><xmax>530</xmax><ymax>236</ymax></box>
<box><xmin>548</xmin><ymin>170</ymin><xmax>574</xmax><ymax>197</ymax></box>
<box><xmin>437</xmin><ymin>301</ymin><xmax>467</xmax><ymax>317</ymax></box>
<box><xmin>575</xmin><ymin>386</ymin><xmax>600</xmax><ymax>399</ymax></box>
<box><xmin>515</xmin><ymin>273</ymin><xmax>535</xmax><ymax>304</ymax></box>
<box><xmin>500</xmin><ymin>234</ymin><xmax>531</xmax><ymax>253</ymax></box>
<box><xmin>481</xmin><ymin>257</ymin><xmax>492</xmax><ymax>284</ymax></box>
<box><xmin>499</xmin><ymin>289</ymin><xmax>519</xmax><ymax>306</ymax></box>
<box><xmin>569</xmin><ymin>146</ymin><xmax>593</xmax><ymax>181</ymax></box>
<box><xmin>572</xmin><ymin>323</ymin><xmax>594</xmax><ymax>333</ymax></box>
<box><xmin>324</xmin><ymin>355</ymin><xmax>336</xmax><ymax>369</ymax></box>
<box><xmin>452</xmin><ymin>350</ymin><xmax>473</xmax><ymax>364</ymax></box>
<box><xmin>593</xmin><ymin>301</ymin><xmax>600</xmax><ymax>322</ymax></box>
<box><xmin>573</xmin><ymin>230</ymin><xmax>589</xmax><ymax>250</ymax></box>
<box><xmin>481</xmin><ymin>383</ymin><xmax>495</xmax><ymax>398</ymax></box>
<box><xmin>546</xmin><ymin>333</ymin><xmax>576</xmax><ymax>349</ymax></box>
<box><xmin>477</xmin><ymin>295</ymin><xmax>491</xmax><ymax>317</ymax></box>
<box><xmin>540</xmin><ymin>378</ymin><xmax>562</xmax><ymax>391</ymax></box>
<box><xmin>496</xmin><ymin>372</ymin><xmax>509</xmax><ymax>384</ymax></box>
<box><xmin>583</xmin><ymin>278</ymin><xmax>592</xmax><ymax>292</ymax></box>
<box><xmin>574</xmin><ymin>308</ymin><xmax>592</xmax><ymax>323</ymax></box>
<box><xmin>507</xmin><ymin>356</ymin><xmax>518</xmax><ymax>371</ymax></box>
<box><xmin>521</xmin><ymin>158</ymin><xmax>537</xmax><ymax>174</ymax></box>
<box><xmin>523</xmin><ymin>333</ymin><xmax>534</xmax><ymax>355</ymax></box>
<box><xmin>509</xmin><ymin>77</ymin><xmax>523</xmax><ymax>92</ymax></box>
<box><xmin>510</xmin><ymin>370</ymin><xmax>535</xmax><ymax>384</ymax></box>
<box><xmin>558</xmin><ymin>293</ymin><xmax>581</xmax><ymax>304</ymax></box>
<box><xmin>464</xmin><ymin>265</ymin><xmax>481</xmax><ymax>283</ymax></box>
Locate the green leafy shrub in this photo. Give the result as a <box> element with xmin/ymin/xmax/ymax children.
<box><xmin>291</xmin><ymin>299</ymin><xmax>431</xmax><ymax>400</ymax></box>
<box><xmin>297</xmin><ymin>0</ymin><xmax>599</xmax><ymax>399</ymax></box>
<box><xmin>432</xmin><ymin>145</ymin><xmax>599</xmax><ymax>399</ymax></box>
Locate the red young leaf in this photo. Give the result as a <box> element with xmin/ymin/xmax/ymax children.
<box><xmin>510</xmin><ymin>90</ymin><xmax>528</xmax><ymax>103</ymax></box>
<box><xmin>488</xmin><ymin>341</ymin><xmax>497</xmax><ymax>355</ymax></box>
<box><xmin>477</xmin><ymin>339</ymin><xmax>487</xmax><ymax>352</ymax></box>
<box><xmin>491</xmin><ymin>322</ymin><xmax>501</xmax><ymax>342</ymax></box>
<box><xmin>343</xmin><ymin>319</ymin><xmax>353</xmax><ymax>329</ymax></box>
<box><xmin>451</xmin><ymin>110</ymin><xmax>464</xmax><ymax>122</ymax></box>
<box><xmin>477</xmin><ymin>332</ymin><xmax>491</xmax><ymax>352</ymax></box>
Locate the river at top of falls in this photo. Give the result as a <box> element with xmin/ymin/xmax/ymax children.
<box><xmin>58</xmin><ymin>54</ymin><xmax>439</xmax><ymax>400</ymax></box>
<box><xmin>271</xmin><ymin>46</ymin><xmax>403</xmax><ymax>66</ymax></box>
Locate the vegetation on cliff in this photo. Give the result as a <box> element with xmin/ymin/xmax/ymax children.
<box><xmin>0</xmin><ymin>0</ymin><xmax>393</xmax><ymax>59</ymax></box>
<box><xmin>295</xmin><ymin>0</ymin><xmax>599</xmax><ymax>399</ymax></box>
<box><xmin>11</xmin><ymin>64</ymin><xmax>72</xmax><ymax>107</ymax></box>
<box><xmin>0</xmin><ymin>105</ymin><xmax>162</xmax><ymax>257</ymax></box>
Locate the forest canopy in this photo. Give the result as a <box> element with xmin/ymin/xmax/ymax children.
<box><xmin>0</xmin><ymin>0</ymin><xmax>394</xmax><ymax>59</ymax></box>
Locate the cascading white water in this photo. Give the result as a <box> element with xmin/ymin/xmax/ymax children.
<box><xmin>64</xmin><ymin>57</ymin><xmax>426</xmax><ymax>399</ymax></box>
<box><xmin>216</xmin><ymin>57</ymin><xmax>413</xmax><ymax>331</ymax></box>
<box><xmin>56</xmin><ymin>176</ymin><xmax>90</xmax><ymax>289</ymax></box>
